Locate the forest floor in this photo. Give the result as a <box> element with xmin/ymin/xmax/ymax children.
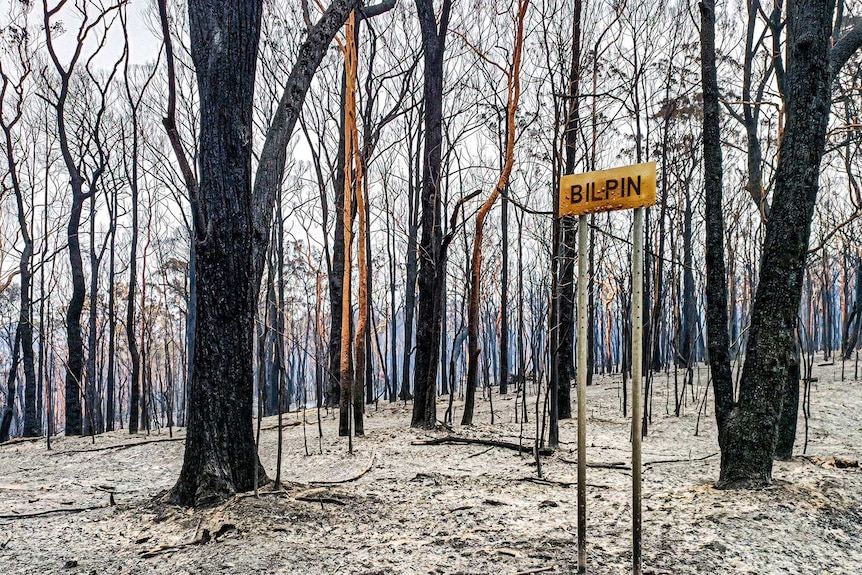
<box><xmin>1</xmin><ymin>364</ymin><xmax>862</xmax><ymax>575</ymax></box>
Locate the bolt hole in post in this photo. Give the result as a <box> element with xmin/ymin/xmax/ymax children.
<box><xmin>559</xmin><ymin>163</ymin><xmax>655</xmax><ymax>574</ymax></box>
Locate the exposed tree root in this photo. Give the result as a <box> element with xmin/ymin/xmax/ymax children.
<box><xmin>139</xmin><ymin>525</ymin><xmax>220</xmax><ymax>558</ymax></box>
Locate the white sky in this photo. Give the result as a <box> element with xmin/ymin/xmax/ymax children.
<box><xmin>2</xmin><ymin>0</ymin><xmax>162</xmax><ymax>68</ymax></box>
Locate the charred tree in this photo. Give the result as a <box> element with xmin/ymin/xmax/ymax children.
<box><xmin>411</xmin><ymin>0</ymin><xmax>453</xmax><ymax>429</ymax></box>
<box><xmin>556</xmin><ymin>0</ymin><xmax>582</xmax><ymax>421</ymax></box>
<box><xmin>0</xmin><ymin>45</ymin><xmax>39</xmax><ymax>438</ymax></box>
<box><xmin>42</xmin><ymin>2</ymin><xmax>120</xmax><ymax>436</ymax></box>
<box><xmin>462</xmin><ymin>0</ymin><xmax>527</xmax><ymax>426</ymax></box>
<box><xmin>169</xmin><ymin>0</ymin><xmax>365</xmax><ymax>505</ymax></box>
<box><xmin>170</xmin><ymin>0</ymin><xmax>267</xmax><ymax>505</ymax></box>
<box><xmin>703</xmin><ymin>0</ymin><xmax>862</xmax><ymax>487</ymax></box>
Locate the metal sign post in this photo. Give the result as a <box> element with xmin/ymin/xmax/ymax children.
<box><xmin>631</xmin><ymin>206</ymin><xmax>644</xmax><ymax>575</ymax></box>
<box><xmin>558</xmin><ymin>162</ymin><xmax>655</xmax><ymax>575</ymax></box>
<box><xmin>576</xmin><ymin>213</ymin><xmax>588</xmax><ymax>574</ymax></box>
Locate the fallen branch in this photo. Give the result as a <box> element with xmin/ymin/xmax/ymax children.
<box><xmin>559</xmin><ymin>457</ymin><xmax>632</xmax><ymax>471</ymax></box>
<box><xmin>293</xmin><ymin>487</ymin><xmax>347</xmax><ymax>506</ymax></box>
<box><xmin>411</xmin><ymin>436</ymin><xmax>555</xmax><ymax>456</ymax></box>
<box><xmin>0</xmin><ymin>505</ymin><xmax>105</xmax><ymax>520</ymax></box>
<box><xmin>515</xmin><ymin>567</ymin><xmax>558</xmax><ymax>575</ymax></box>
<box><xmin>467</xmin><ymin>446</ymin><xmax>496</xmax><ymax>458</ymax></box>
<box><xmin>644</xmin><ymin>452</ymin><xmax>718</xmax><ymax>466</ymax></box>
<box><xmin>800</xmin><ymin>455</ymin><xmax>860</xmax><ymax>469</ymax></box>
<box><xmin>258</xmin><ymin>420</ymin><xmax>302</xmax><ymax>432</ymax></box>
<box><xmin>310</xmin><ymin>452</ymin><xmax>376</xmax><ymax>485</ymax></box>
<box><xmin>519</xmin><ymin>477</ymin><xmax>609</xmax><ymax>489</ymax></box>
<box><xmin>50</xmin><ymin>436</ymin><xmax>186</xmax><ymax>455</ymax></box>
<box><xmin>296</xmin><ymin>495</ymin><xmax>346</xmax><ymax>505</ymax></box>
<box><xmin>0</xmin><ymin>436</ymin><xmax>43</xmax><ymax>447</ymax></box>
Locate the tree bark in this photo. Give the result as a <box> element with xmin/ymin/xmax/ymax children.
<box><xmin>713</xmin><ymin>0</ymin><xmax>837</xmax><ymax>488</ymax></box>
<box><xmin>557</xmin><ymin>0</ymin><xmax>582</xmax><ymax>420</ymax></box>
<box><xmin>500</xmin><ymin>187</ymin><xmax>509</xmax><ymax>396</ymax></box>
<box><xmin>0</xmin><ymin>328</ymin><xmax>21</xmax><ymax>441</ymax></box>
<box><xmin>411</xmin><ymin>0</ymin><xmax>453</xmax><ymax>429</ymax></box>
<box><xmin>171</xmin><ymin>0</ymin><xmax>266</xmax><ymax>506</ymax></box>
<box><xmin>700</xmin><ymin>0</ymin><xmax>735</xmax><ymax>453</ymax></box>
<box><xmin>0</xmin><ymin>84</ymin><xmax>39</xmax><ymax>438</ymax></box>
<box><xmin>463</xmin><ymin>0</ymin><xmax>527</xmax><ymax>426</ymax></box>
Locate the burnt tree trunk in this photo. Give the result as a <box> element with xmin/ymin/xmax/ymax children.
<box><xmin>1</xmin><ymin>94</ymin><xmax>39</xmax><ymax>438</ymax></box>
<box><xmin>411</xmin><ymin>0</ymin><xmax>453</xmax><ymax>429</ymax></box>
<box><xmin>706</xmin><ymin>0</ymin><xmax>862</xmax><ymax>487</ymax></box>
<box><xmin>557</xmin><ymin>0</ymin><xmax>582</xmax><ymax>420</ymax></box>
<box><xmin>842</xmin><ymin>255</ymin><xmax>861</xmax><ymax>358</ymax></box>
<box><xmin>499</xmin><ymin>186</ymin><xmax>509</xmax><ymax>396</ymax></box>
<box><xmin>106</xmin><ymin>182</ymin><xmax>117</xmax><ymax>432</ymax></box>
<box><xmin>126</xmin><ymin>113</ymin><xmax>141</xmax><ymax>435</ymax></box>
<box><xmin>401</xmin><ymin>121</ymin><xmax>420</xmax><ymax>402</ymax></box>
<box><xmin>700</xmin><ymin>0</ymin><xmax>735</xmax><ymax>457</ymax></box>
<box><xmin>166</xmin><ymin>0</ymin><xmax>361</xmax><ymax>505</ymax></box>
<box><xmin>171</xmin><ymin>0</ymin><xmax>266</xmax><ymax>506</ymax></box>
<box><xmin>329</xmin><ymin>72</ymin><xmax>348</xmax><ymax>411</ymax></box>
<box><xmin>0</xmin><ymin>328</ymin><xmax>21</xmax><ymax>441</ymax></box>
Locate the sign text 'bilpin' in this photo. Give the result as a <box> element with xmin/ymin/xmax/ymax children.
<box><xmin>559</xmin><ymin>162</ymin><xmax>657</xmax><ymax>217</ymax></box>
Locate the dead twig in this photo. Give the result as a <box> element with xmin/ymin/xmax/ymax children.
<box><xmin>310</xmin><ymin>452</ymin><xmax>376</xmax><ymax>484</ymax></box>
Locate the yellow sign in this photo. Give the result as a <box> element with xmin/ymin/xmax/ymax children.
<box><xmin>559</xmin><ymin>162</ymin><xmax>656</xmax><ymax>217</ymax></box>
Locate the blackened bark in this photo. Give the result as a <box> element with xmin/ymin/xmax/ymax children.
<box><xmin>106</xmin><ymin>186</ymin><xmax>117</xmax><ymax>432</ymax></box>
<box><xmin>842</xmin><ymin>256</ymin><xmax>862</xmax><ymax>358</ymax></box>
<box><xmin>328</xmin><ymin>74</ymin><xmax>348</xmax><ymax>410</ymax></box>
<box><xmin>0</xmin><ymin>328</ymin><xmax>21</xmax><ymax>441</ymax></box>
<box><xmin>85</xmin><ymin>189</ymin><xmax>103</xmax><ymax>435</ymax></box>
<box><xmin>500</xmin><ymin>188</ymin><xmax>509</xmax><ymax>395</ymax></box>
<box><xmin>20</xmin><ymin>240</ymin><xmax>38</xmax><ymax>438</ymax></box>
<box><xmin>401</xmin><ymin>138</ymin><xmax>420</xmax><ymax>401</ymax></box>
<box><xmin>126</xmin><ymin>125</ymin><xmax>141</xmax><ymax>435</ymax></box>
<box><xmin>557</xmin><ymin>217</ymin><xmax>575</xmax><ymax>419</ymax></box>
<box><xmin>1</xmin><ymin>103</ymin><xmax>39</xmax><ymax>437</ymax></box>
<box><xmin>717</xmin><ymin>0</ymin><xmax>834</xmax><ymax>488</ymax></box>
<box><xmin>556</xmin><ymin>0</ymin><xmax>581</xmax><ymax>420</ymax></box>
<box><xmin>383</xmin><ymin>180</ymin><xmax>398</xmax><ymax>402</ymax></box>
<box><xmin>775</xmin><ymin>343</ymin><xmax>801</xmax><ymax>459</ymax></box>
<box><xmin>171</xmin><ymin>0</ymin><xmax>266</xmax><ymax>506</ymax></box>
<box><xmin>679</xmin><ymin>182</ymin><xmax>696</xmax><ymax>367</ymax></box>
<box><xmin>700</xmin><ymin>0</ymin><xmax>735</xmax><ymax>442</ymax></box>
<box><xmin>64</xmin><ymin>189</ymin><xmax>86</xmax><ymax>436</ymax></box>
<box><xmin>411</xmin><ymin>0</ymin><xmax>453</xmax><ymax>429</ymax></box>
